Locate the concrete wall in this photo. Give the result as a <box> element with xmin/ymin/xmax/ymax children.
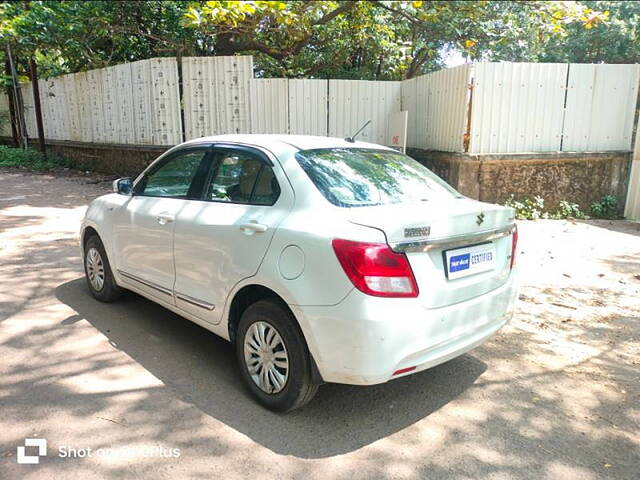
<box><xmin>408</xmin><ymin>148</ymin><xmax>631</xmax><ymax>212</ymax></box>
<box><xmin>0</xmin><ymin>137</ymin><xmax>168</xmax><ymax>177</ymax></box>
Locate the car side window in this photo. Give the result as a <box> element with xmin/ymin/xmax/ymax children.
<box><xmin>138</xmin><ymin>150</ymin><xmax>207</xmax><ymax>198</ymax></box>
<box><xmin>205</xmin><ymin>150</ymin><xmax>280</xmax><ymax>206</ymax></box>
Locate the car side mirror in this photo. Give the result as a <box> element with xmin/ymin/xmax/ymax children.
<box><xmin>113</xmin><ymin>177</ymin><xmax>133</xmax><ymax>195</ymax></box>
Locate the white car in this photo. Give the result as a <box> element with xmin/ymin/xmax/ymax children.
<box><xmin>81</xmin><ymin>135</ymin><xmax>518</xmax><ymax>412</ymax></box>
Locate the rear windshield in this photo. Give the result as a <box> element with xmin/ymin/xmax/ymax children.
<box><xmin>295</xmin><ymin>148</ymin><xmax>461</xmax><ymax>208</ymax></box>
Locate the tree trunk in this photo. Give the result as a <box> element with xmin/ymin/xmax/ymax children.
<box><xmin>29</xmin><ymin>56</ymin><xmax>47</xmax><ymax>158</ymax></box>
<box><xmin>4</xmin><ymin>59</ymin><xmax>19</xmax><ymax>147</ymax></box>
<box><xmin>6</xmin><ymin>45</ymin><xmax>28</xmax><ymax>149</ymax></box>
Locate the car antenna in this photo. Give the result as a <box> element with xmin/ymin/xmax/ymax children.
<box><xmin>345</xmin><ymin>120</ymin><xmax>371</xmax><ymax>143</ymax></box>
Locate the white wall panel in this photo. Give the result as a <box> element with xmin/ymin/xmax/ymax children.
<box><xmin>87</xmin><ymin>68</ymin><xmax>106</xmax><ymax>144</ymax></box>
<box><xmin>414</xmin><ymin>75</ymin><xmax>429</xmax><ymax>149</ymax></box>
<box><xmin>469</xmin><ymin>63</ymin><xmax>568</xmax><ymax>153</ymax></box>
<box><xmin>20</xmin><ymin>82</ymin><xmax>38</xmax><ymax>138</ymax></box>
<box><xmin>182</xmin><ymin>56</ymin><xmax>253</xmax><ymax>139</ymax></box>
<box><xmin>148</xmin><ymin>58</ymin><xmax>182</xmax><ymax>145</ymax></box>
<box><xmin>63</xmin><ymin>73</ymin><xmax>82</xmax><ymax>142</ymax></box>
<box><xmin>39</xmin><ymin>80</ymin><xmax>55</xmax><ymax>139</ymax></box>
<box><xmin>289</xmin><ymin>79</ymin><xmax>328</xmax><ymax>136</ymax></box>
<box><xmin>328</xmin><ymin>80</ymin><xmax>401</xmax><ymax>144</ymax></box>
<box><xmin>564</xmin><ymin>64</ymin><xmax>639</xmax><ymax>152</ymax></box>
<box><xmin>0</xmin><ymin>94</ymin><xmax>12</xmax><ymax>136</ymax></box>
<box><xmin>249</xmin><ymin>78</ymin><xmax>288</xmax><ymax>134</ymax></box>
<box><xmin>37</xmin><ymin>80</ymin><xmax>50</xmax><ymax>139</ymax></box>
<box><xmin>400</xmin><ymin>77</ymin><xmax>418</xmax><ymax>147</ymax></box>
<box><xmin>75</xmin><ymin>72</ymin><xmax>94</xmax><ymax>142</ymax></box>
<box><xmin>425</xmin><ymin>64</ymin><xmax>470</xmax><ymax>151</ymax></box>
<box><xmin>214</xmin><ymin>56</ymin><xmax>252</xmax><ymax>135</ymax></box>
<box><xmin>113</xmin><ymin>63</ymin><xmax>136</xmax><ymax>144</ymax></box>
<box><xmin>400</xmin><ymin>64</ymin><xmax>470</xmax><ymax>151</ymax></box>
<box><xmin>130</xmin><ymin>59</ymin><xmax>154</xmax><ymax>145</ymax></box>
<box><xmin>625</xmin><ymin>129</ymin><xmax>640</xmax><ymax>221</ymax></box>
<box><xmin>50</xmin><ymin>76</ymin><xmax>69</xmax><ymax>140</ymax></box>
<box><xmin>101</xmin><ymin>66</ymin><xmax>118</xmax><ymax>143</ymax></box>
<box><xmin>182</xmin><ymin>57</ymin><xmax>216</xmax><ymax>139</ymax></box>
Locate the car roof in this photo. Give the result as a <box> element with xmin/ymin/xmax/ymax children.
<box><xmin>181</xmin><ymin>134</ymin><xmax>395</xmax><ymax>152</ymax></box>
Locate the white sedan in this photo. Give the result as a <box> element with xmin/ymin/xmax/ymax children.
<box><xmin>81</xmin><ymin>135</ymin><xmax>518</xmax><ymax>412</ymax></box>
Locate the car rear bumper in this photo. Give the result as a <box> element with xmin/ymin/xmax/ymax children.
<box><xmin>292</xmin><ymin>274</ymin><xmax>517</xmax><ymax>386</ymax></box>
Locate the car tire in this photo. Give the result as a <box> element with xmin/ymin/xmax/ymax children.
<box><xmin>236</xmin><ymin>299</ymin><xmax>319</xmax><ymax>412</ymax></box>
<box><xmin>83</xmin><ymin>234</ymin><xmax>123</xmax><ymax>302</ymax></box>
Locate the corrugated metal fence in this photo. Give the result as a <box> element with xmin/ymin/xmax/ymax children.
<box><xmin>468</xmin><ymin>63</ymin><xmax>568</xmax><ymax>153</ymax></box>
<box><xmin>0</xmin><ymin>93</ymin><xmax>12</xmax><ymax>136</ymax></box>
<box><xmin>563</xmin><ymin>64</ymin><xmax>639</xmax><ymax>152</ymax></box>
<box><xmin>402</xmin><ymin>62</ymin><xmax>639</xmax><ymax>153</ymax></box>
<box><xmin>246</xmin><ymin>78</ymin><xmax>401</xmax><ymax>143</ymax></box>
<box><xmin>182</xmin><ymin>56</ymin><xmax>254</xmax><ymax>139</ymax></box>
<box><xmin>624</xmin><ymin>125</ymin><xmax>640</xmax><ymax>221</ymax></box>
<box><xmin>401</xmin><ymin>64</ymin><xmax>470</xmax><ymax>151</ymax></box>
<box><xmin>1</xmin><ymin>58</ymin><xmax>638</xmax><ymax>154</ymax></box>
<box><xmin>18</xmin><ymin>58</ymin><xmax>182</xmax><ymax>146</ymax></box>
<box><xmin>328</xmin><ymin>80</ymin><xmax>401</xmax><ymax>144</ymax></box>
<box><xmin>182</xmin><ymin>62</ymin><xmax>401</xmax><ymax>141</ymax></box>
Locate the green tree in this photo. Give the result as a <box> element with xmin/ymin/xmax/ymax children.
<box><xmin>0</xmin><ymin>1</ymin><xmax>198</xmax><ymax>77</ymax></box>
<box><xmin>0</xmin><ymin>0</ymin><xmax>612</xmax><ymax>80</ymax></box>
<box><xmin>539</xmin><ymin>1</ymin><xmax>640</xmax><ymax>64</ymax></box>
<box><xmin>183</xmin><ymin>1</ymin><xmax>609</xmax><ymax>78</ymax></box>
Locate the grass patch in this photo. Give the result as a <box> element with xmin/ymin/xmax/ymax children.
<box><xmin>0</xmin><ymin>145</ymin><xmax>74</xmax><ymax>171</ymax></box>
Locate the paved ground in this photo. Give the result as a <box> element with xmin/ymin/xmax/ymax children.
<box><xmin>1</xmin><ymin>168</ymin><xmax>639</xmax><ymax>480</ymax></box>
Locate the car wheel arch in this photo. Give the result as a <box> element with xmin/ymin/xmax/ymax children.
<box><xmin>226</xmin><ymin>283</ymin><xmax>324</xmax><ymax>384</ymax></box>
<box><xmin>227</xmin><ymin>284</ymin><xmax>290</xmax><ymax>344</ymax></box>
<box><xmin>81</xmin><ymin>224</ymin><xmax>117</xmax><ymax>277</ymax></box>
<box><xmin>82</xmin><ymin>225</ymin><xmax>100</xmax><ymax>248</ymax></box>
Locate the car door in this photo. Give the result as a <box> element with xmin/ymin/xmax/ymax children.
<box><xmin>173</xmin><ymin>144</ymin><xmax>293</xmax><ymax>324</ymax></box>
<box><xmin>112</xmin><ymin>146</ymin><xmax>212</xmax><ymax>302</ymax></box>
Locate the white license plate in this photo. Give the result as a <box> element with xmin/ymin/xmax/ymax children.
<box><xmin>445</xmin><ymin>243</ymin><xmax>496</xmax><ymax>280</ymax></box>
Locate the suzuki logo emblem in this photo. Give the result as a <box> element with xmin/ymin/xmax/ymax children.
<box><xmin>476</xmin><ymin>212</ymin><xmax>485</xmax><ymax>225</ymax></box>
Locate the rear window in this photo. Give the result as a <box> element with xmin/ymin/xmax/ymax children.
<box><xmin>295</xmin><ymin>148</ymin><xmax>461</xmax><ymax>208</ymax></box>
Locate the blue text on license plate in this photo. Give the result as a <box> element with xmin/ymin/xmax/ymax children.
<box><xmin>445</xmin><ymin>243</ymin><xmax>496</xmax><ymax>280</ymax></box>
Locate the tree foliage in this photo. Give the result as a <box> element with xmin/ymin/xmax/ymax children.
<box><xmin>539</xmin><ymin>1</ymin><xmax>640</xmax><ymax>64</ymax></box>
<box><xmin>0</xmin><ymin>1</ymin><xmax>618</xmax><ymax>81</ymax></box>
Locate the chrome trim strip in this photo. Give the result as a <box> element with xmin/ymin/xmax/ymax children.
<box><xmin>117</xmin><ymin>270</ymin><xmax>173</xmax><ymax>296</ymax></box>
<box><xmin>390</xmin><ymin>224</ymin><xmax>516</xmax><ymax>253</ymax></box>
<box><xmin>175</xmin><ymin>292</ymin><xmax>216</xmax><ymax>311</ymax></box>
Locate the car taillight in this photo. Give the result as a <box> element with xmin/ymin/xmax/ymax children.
<box><xmin>332</xmin><ymin>239</ymin><xmax>419</xmax><ymax>298</ymax></box>
<box><xmin>510</xmin><ymin>225</ymin><xmax>518</xmax><ymax>269</ymax></box>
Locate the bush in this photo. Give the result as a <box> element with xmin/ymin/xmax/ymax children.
<box><xmin>505</xmin><ymin>195</ymin><xmax>620</xmax><ymax>220</ymax></box>
<box><xmin>590</xmin><ymin>195</ymin><xmax>619</xmax><ymax>219</ymax></box>
<box><xmin>505</xmin><ymin>195</ymin><xmax>547</xmax><ymax>220</ymax></box>
<box><xmin>553</xmin><ymin>200</ymin><xmax>585</xmax><ymax>219</ymax></box>
<box><xmin>0</xmin><ymin>145</ymin><xmax>73</xmax><ymax>171</ymax></box>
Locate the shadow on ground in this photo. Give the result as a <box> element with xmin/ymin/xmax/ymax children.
<box><xmin>55</xmin><ymin>278</ymin><xmax>485</xmax><ymax>458</ymax></box>
<box><xmin>576</xmin><ymin>219</ymin><xmax>640</xmax><ymax>237</ymax></box>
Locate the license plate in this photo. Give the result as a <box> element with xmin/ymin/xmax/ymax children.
<box><xmin>445</xmin><ymin>243</ymin><xmax>496</xmax><ymax>280</ymax></box>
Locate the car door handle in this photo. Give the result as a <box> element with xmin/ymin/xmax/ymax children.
<box><xmin>156</xmin><ymin>212</ymin><xmax>175</xmax><ymax>225</ymax></box>
<box><xmin>240</xmin><ymin>222</ymin><xmax>268</xmax><ymax>234</ymax></box>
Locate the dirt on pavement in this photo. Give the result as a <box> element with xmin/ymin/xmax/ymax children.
<box><xmin>0</xmin><ymin>168</ymin><xmax>638</xmax><ymax>479</ymax></box>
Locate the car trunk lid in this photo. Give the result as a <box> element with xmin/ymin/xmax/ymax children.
<box><xmin>348</xmin><ymin>199</ymin><xmax>516</xmax><ymax>308</ymax></box>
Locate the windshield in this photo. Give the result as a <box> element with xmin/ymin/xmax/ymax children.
<box><xmin>295</xmin><ymin>148</ymin><xmax>461</xmax><ymax>208</ymax></box>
